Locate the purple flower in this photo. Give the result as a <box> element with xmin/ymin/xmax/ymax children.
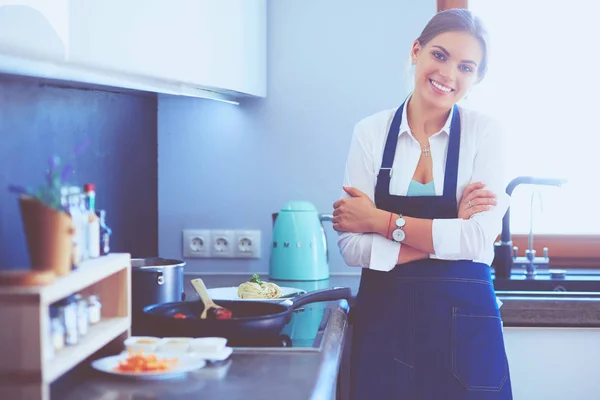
<box><xmin>61</xmin><ymin>163</ymin><xmax>73</xmax><ymax>183</ymax></box>
<box><xmin>48</xmin><ymin>156</ymin><xmax>59</xmax><ymax>171</ymax></box>
<box><xmin>7</xmin><ymin>185</ymin><xmax>31</xmax><ymax>196</ymax></box>
<box><xmin>71</xmin><ymin>139</ymin><xmax>90</xmax><ymax>158</ymax></box>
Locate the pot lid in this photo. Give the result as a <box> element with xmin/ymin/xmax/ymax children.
<box><xmin>131</xmin><ymin>258</ymin><xmax>185</xmax><ymax>269</ymax></box>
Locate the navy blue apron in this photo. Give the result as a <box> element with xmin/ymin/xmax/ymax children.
<box><xmin>350</xmin><ymin>102</ymin><xmax>513</xmax><ymax>399</ymax></box>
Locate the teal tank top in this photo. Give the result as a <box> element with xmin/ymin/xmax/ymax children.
<box><xmin>407</xmin><ymin>180</ymin><xmax>436</xmax><ymax>196</ymax></box>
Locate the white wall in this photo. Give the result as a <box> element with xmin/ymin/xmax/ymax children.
<box><xmin>158</xmin><ymin>0</ymin><xmax>436</xmax><ymax>274</ymax></box>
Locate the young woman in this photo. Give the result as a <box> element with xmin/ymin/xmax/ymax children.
<box><xmin>333</xmin><ymin>9</ymin><xmax>513</xmax><ymax>399</ymax></box>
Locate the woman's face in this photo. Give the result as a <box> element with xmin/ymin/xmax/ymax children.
<box><xmin>411</xmin><ymin>31</ymin><xmax>483</xmax><ymax>110</ymax></box>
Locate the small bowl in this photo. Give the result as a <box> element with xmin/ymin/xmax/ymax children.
<box><xmin>123</xmin><ymin>336</ymin><xmax>160</xmax><ymax>353</ymax></box>
<box><xmin>191</xmin><ymin>337</ymin><xmax>228</xmax><ymax>353</ymax></box>
<box><xmin>156</xmin><ymin>337</ymin><xmax>192</xmax><ymax>353</ymax></box>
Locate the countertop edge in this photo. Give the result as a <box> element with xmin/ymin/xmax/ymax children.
<box><xmin>310</xmin><ymin>299</ymin><xmax>350</xmax><ymax>400</ymax></box>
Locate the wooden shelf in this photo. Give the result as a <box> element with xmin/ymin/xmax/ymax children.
<box><xmin>44</xmin><ymin>317</ymin><xmax>129</xmax><ymax>383</ymax></box>
<box><xmin>0</xmin><ymin>253</ymin><xmax>130</xmax><ymax>306</ymax></box>
<box><xmin>0</xmin><ymin>253</ymin><xmax>132</xmax><ymax>400</ymax></box>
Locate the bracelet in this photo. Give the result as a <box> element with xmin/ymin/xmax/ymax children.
<box><xmin>391</xmin><ymin>214</ymin><xmax>407</xmax><ymax>243</ymax></box>
<box><xmin>386</xmin><ymin>212</ymin><xmax>394</xmax><ymax>239</ymax></box>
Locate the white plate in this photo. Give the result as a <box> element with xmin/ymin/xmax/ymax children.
<box><xmin>206</xmin><ymin>286</ymin><xmax>306</xmax><ymax>302</ymax></box>
<box><xmin>91</xmin><ymin>352</ymin><xmax>206</xmax><ymax>380</ymax></box>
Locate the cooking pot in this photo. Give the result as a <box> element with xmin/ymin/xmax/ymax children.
<box><xmin>131</xmin><ymin>258</ymin><xmax>185</xmax><ymax>334</ymax></box>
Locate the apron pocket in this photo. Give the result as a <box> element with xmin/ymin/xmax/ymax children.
<box><xmin>451</xmin><ymin>306</ymin><xmax>508</xmax><ymax>392</ymax></box>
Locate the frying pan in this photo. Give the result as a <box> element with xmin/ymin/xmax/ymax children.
<box><xmin>141</xmin><ymin>286</ymin><xmax>351</xmax><ymax>339</ymax></box>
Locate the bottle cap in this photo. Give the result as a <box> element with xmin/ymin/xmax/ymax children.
<box><xmin>84</xmin><ymin>183</ymin><xmax>95</xmax><ymax>192</ymax></box>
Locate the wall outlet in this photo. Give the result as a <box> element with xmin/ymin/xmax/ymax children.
<box><xmin>234</xmin><ymin>230</ymin><xmax>261</xmax><ymax>259</ymax></box>
<box><xmin>182</xmin><ymin>229</ymin><xmax>211</xmax><ymax>258</ymax></box>
<box><xmin>211</xmin><ymin>230</ymin><xmax>235</xmax><ymax>258</ymax></box>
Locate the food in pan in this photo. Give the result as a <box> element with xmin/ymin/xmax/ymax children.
<box><xmin>207</xmin><ymin>307</ymin><xmax>233</xmax><ymax>319</ymax></box>
<box><xmin>237</xmin><ymin>274</ymin><xmax>283</xmax><ymax>299</ymax></box>
<box><xmin>114</xmin><ymin>349</ymin><xmax>178</xmax><ymax>373</ymax></box>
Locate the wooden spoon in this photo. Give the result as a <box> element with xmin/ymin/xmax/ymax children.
<box><xmin>190</xmin><ymin>278</ymin><xmax>232</xmax><ymax>319</ymax></box>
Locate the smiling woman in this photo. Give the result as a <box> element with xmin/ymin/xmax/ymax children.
<box><xmin>334</xmin><ymin>8</ymin><xmax>513</xmax><ymax>399</ymax></box>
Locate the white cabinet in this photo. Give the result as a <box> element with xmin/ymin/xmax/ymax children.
<box><xmin>0</xmin><ymin>0</ymin><xmax>69</xmax><ymax>61</ymax></box>
<box><xmin>503</xmin><ymin>327</ymin><xmax>600</xmax><ymax>400</ymax></box>
<box><xmin>68</xmin><ymin>0</ymin><xmax>267</xmax><ymax>98</ymax></box>
<box><xmin>0</xmin><ymin>0</ymin><xmax>266</xmax><ymax>99</ymax></box>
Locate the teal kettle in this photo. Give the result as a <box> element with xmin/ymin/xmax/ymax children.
<box><xmin>269</xmin><ymin>201</ymin><xmax>333</xmax><ymax>281</ymax></box>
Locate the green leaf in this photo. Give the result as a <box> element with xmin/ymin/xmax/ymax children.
<box><xmin>249</xmin><ymin>274</ymin><xmax>262</xmax><ymax>285</ymax></box>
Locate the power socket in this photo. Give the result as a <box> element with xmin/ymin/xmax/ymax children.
<box><xmin>182</xmin><ymin>229</ymin><xmax>211</xmax><ymax>258</ymax></box>
<box><xmin>234</xmin><ymin>230</ymin><xmax>261</xmax><ymax>259</ymax></box>
<box><xmin>211</xmin><ymin>230</ymin><xmax>235</xmax><ymax>258</ymax></box>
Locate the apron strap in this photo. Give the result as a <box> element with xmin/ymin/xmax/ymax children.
<box><xmin>375</xmin><ymin>102</ymin><xmax>462</xmax><ymax>201</ymax></box>
<box><xmin>442</xmin><ymin>104</ymin><xmax>461</xmax><ymax>197</ymax></box>
<box><xmin>375</xmin><ymin>103</ymin><xmax>404</xmax><ymax>199</ymax></box>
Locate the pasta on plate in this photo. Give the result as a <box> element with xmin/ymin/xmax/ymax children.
<box><xmin>237</xmin><ymin>274</ymin><xmax>283</xmax><ymax>299</ymax></box>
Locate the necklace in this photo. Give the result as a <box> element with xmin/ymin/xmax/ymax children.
<box><xmin>407</xmin><ymin>122</ymin><xmax>431</xmax><ymax>158</ymax></box>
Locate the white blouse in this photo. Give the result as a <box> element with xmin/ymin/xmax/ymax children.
<box><xmin>337</xmin><ymin>101</ymin><xmax>510</xmax><ymax>271</ymax></box>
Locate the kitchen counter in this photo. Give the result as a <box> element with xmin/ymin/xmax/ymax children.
<box><xmin>51</xmin><ymin>299</ymin><xmax>349</xmax><ymax>400</ymax></box>
<box><xmin>186</xmin><ymin>273</ymin><xmax>600</xmax><ymax>327</ymax></box>
<box><xmin>49</xmin><ymin>273</ymin><xmax>600</xmax><ymax>400</ymax></box>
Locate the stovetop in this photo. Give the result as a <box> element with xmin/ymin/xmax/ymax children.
<box><xmin>214</xmin><ymin>301</ymin><xmax>331</xmax><ymax>348</ymax></box>
<box><xmin>132</xmin><ymin>300</ymin><xmax>334</xmax><ymax>349</ymax></box>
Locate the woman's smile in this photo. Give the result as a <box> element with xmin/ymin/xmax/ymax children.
<box><xmin>429</xmin><ymin>78</ymin><xmax>455</xmax><ymax>94</ymax></box>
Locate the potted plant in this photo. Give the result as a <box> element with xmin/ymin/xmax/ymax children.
<box><xmin>8</xmin><ymin>154</ymin><xmax>79</xmax><ymax>276</ymax></box>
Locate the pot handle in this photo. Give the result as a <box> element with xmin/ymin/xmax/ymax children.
<box><xmin>286</xmin><ymin>287</ymin><xmax>352</xmax><ymax>310</ymax></box>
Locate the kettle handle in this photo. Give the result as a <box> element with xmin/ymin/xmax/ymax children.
<box><xmin>320</xmin><ymin>213</ymin><xmax>333</xmax><ymax>222</ymax></box>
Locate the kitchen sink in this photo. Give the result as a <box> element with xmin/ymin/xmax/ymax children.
<box><xmin>492</xmin><ymin>268</ymin><xmax>600</xmax><ymax>292</ymax></box>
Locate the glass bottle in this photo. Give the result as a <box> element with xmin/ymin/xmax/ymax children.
<box><xmin>96</xmin><ymin>209</ymin><xmax>112</xmax><ymax>256</ymax></box>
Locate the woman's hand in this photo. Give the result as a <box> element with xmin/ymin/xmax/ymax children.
<box><xmin>458</xmin><ymin>182</ymin><xmax>497</xmax><ymax>220</ymax></box>
<box><xmin>332</xmin><ymin>186</ymin><xmax>379</xmax><ymax>233</ymax></box>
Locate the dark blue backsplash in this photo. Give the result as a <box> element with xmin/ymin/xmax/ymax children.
<box><xmin>0</xmin><ymin>74</ymin><xmax>158</xmax><ymax>269</ymax></box>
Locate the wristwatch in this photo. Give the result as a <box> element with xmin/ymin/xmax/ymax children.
<box><xmin>391</xmin><ymin>214</ymin><xmax>406</xmax><ymax>242</ymax></box>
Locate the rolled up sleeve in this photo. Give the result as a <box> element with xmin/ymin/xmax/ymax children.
<box><xmin>432</xmin><ymin>118</ymin><xmax>510</xmax><ymax>261</ymax></box>
<box><xmin>337</xmin><ymin>120</ymin><xmax>401</xmax><ymax>270</ymax></box>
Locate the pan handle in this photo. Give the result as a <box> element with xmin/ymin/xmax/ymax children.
<box><xmin>285</xmin><ymin>287</ymin><xmax>352</xmax><ymax>310</ymax></box>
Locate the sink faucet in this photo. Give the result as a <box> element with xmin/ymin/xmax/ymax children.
<box><xmin>493</xmin><ymin>176</ymin><xmax>567</xmax><ymax>279</ymax></box>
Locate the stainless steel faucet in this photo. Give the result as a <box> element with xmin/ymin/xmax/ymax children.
<box><xmin>513</xmin><ymin>189</ymin><xmax>549</xmax><ymax>278</ymax></box>
<box><xmin>492</xmin><ymin>176</ymin><xmax>567</xmax><ymax>279</ymax></box>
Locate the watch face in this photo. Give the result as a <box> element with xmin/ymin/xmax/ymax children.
<box><xmin>395</xmin><ymin>217</ymin><xmax>406</xmax><ymax>228</ymax></box>
<box><xmin>392</xmin><ymin>228</ymin><xmax>406</xmax><ymax>242</ymax></box>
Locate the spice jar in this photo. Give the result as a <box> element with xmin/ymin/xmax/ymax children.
<box><xmin>50</xmin><ymin>305</ymin><xmax>65</xmax><ymax>352</ymax></box>
<box><xmin>74</xmin><ymin>294</ymin><xmax>89</xmax><ymax>337</ymax></box>
<box><xmin>87</xmin><ymin>295</ymin><xmax>102</xmax><ymax>325</ymax></box>
<box><xmin>63</xmin><ymin>296</ymin><xmax>79</xmax><ymax>346</ymax></box>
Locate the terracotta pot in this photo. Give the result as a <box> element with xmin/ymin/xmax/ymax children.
<box><xmin>19</xmin><ymin>196</ymin><xmax>73</xmax><ymax>276</ymax></box>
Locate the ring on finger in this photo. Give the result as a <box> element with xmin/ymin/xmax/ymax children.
<box><xmin>468</xmin><ymin>200</ymin><xmax>473</xmax><ymax>208</ymax></box>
